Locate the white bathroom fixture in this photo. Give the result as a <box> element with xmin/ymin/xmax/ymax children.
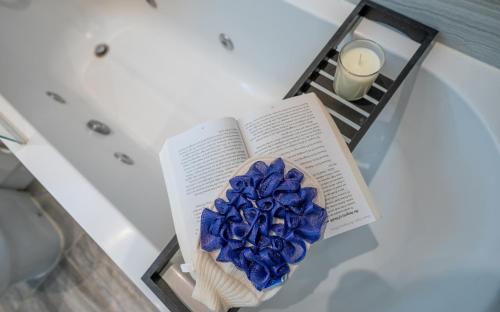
<box><xmin>0</xmin><ymin>189</ymin><xmax>62</xmax><ymax>294</ymax></box>
<box><xmin>0</xmin><ymin>146</ymin><xmax>60</xmax><ymax>294</ymax></box>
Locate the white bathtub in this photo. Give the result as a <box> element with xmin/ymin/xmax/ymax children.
<box><xmin>1</xmin><ymin>0</ymin><xmax>500</xmax><ymax>311</ymax></box>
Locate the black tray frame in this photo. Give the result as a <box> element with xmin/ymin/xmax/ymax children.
<box><xmin>143</xmin><ymin>1</ymin><xmax>437</xmax><ymax>311</ymax></box>
<box><xmin>284</xmin><ymin>0</ymin><xmax>437</xmax><ymax>150</ymax></box>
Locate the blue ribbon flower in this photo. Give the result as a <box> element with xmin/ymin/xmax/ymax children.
<box><xmin>199</xmin><ymin>158</ymin><xmax>327</xmax><ymax>291</ymax></box>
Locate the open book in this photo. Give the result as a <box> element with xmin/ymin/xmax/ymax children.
<box><xmin>160</xmin><ymin>93</ymin><xmax>379</xmax><ymax>265</ymax></box>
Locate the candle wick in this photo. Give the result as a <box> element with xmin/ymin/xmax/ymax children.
<box><xmin>358</xmin><ymin>53</ymin><xmax>363</xmax><ymax>65</ymax></box>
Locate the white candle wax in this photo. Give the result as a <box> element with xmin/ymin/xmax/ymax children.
<box><xmin>342</xmin><ymin>48</ymin><xmax>381</xmax><ymax>75</ymax></box>
<box><xmin>334</xmin><ymin>40</ymin><xmax>384</xmax><ymax>101</ymax></box>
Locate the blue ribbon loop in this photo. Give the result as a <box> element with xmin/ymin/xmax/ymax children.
<box><xmin>199</xmin><ymin>158</ymin><xmax>326</xmax><ymax>291</ymax></box>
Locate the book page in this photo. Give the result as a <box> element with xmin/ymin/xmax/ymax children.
<box><xmin>238</xmin><ymin>93</ymin><xmax>378</xmax><ymax>239</ymax></box>
<box><xmin>159</xmin><ymin>117</ymin><xmax>249</xmax><ymax>264</ymax></box>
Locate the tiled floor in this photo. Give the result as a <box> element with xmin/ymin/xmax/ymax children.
<box><xmin>0</xmin><ymin>181</ymin><xmax>158</xmax><ymax>312</ymax></box>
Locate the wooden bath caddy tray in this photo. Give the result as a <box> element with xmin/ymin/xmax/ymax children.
<box><xmin>143</xmin><ymin>1</ymin><xmax>437</xmax><ymax>311</ymax></box>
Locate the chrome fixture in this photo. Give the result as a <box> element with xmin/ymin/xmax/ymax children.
<box><xmin>114</xmin><ymin>152</ymin><xmax>134</xmax><ymax>165</ymax></box>
<box><xmin>86</xmin><ymin>120</ymin><xmax>111</xmax><ymax>135</ymax></box>
<box><xmin>95</xmin><ymin>44</ymin><xmax>109</xmax><ymax>57</ymax></box>
<box><xmin>146</xmin><ymin>0</ymin><xmax>157</xmax><ymax>8</ymax></box>
<box><xmin>219</xmin><ymin>33</ymin><xmax>234</xmax><ymax>51</ymax></box>
<box><xmin>45</xmin><ymin>91</ymin><xmax>66</xmax><ymax>104</ymax></box>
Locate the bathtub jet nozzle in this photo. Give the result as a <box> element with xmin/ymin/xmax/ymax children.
<box><xmin>94</xmin><ymin>44</ymin><xmax>109</xmax><ymax>58</ymax></box>
<box><xmin>87</xmin><ymin>120</ymin><xmax>111</xmax><ymax>135</ymax></box>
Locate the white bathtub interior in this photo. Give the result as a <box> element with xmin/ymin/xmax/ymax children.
<box><xmin>0</xmin><ymin>0</ymin><xmax>339</xmax><ymax>250</ymax></box>
<box><xmin>250</xmin><ymin>69</ymin><xmax>500</xmax><ymax>312</ymax></box>
<box><xmin>1</xmin><ymin>0</ymin><xmax>500</xmax><ymax>311</ymax></box>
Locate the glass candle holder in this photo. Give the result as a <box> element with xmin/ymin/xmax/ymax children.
<box><xmin>333</xmin><ymin>39</ymin><xmax>385</xmax><ymax>101</ymax></box>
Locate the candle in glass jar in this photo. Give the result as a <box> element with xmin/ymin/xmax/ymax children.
<box><xmin>334</xmin><ymin>39</ymin><xmax>385</xmax><ymax>101</ymax></box>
